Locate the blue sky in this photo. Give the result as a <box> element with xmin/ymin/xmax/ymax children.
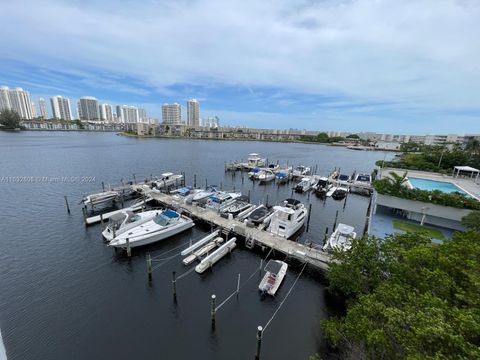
<box><xmin>1</xmin><ymin>0</ymin><xmax>480</xmax><ymax>134</ymax></box>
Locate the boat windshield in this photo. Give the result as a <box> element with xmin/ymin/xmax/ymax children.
<box><xmin>339</xmin><ymin>175</ymin><xmax>349</xmax><ymax>181</ymax></box>
<box><xmin>357</xmin><ymin>175</ymin><xmax>370</xmax><ymax>182</ymax></box>
<box><xmin>318</xmin><ymin>180</ymin><xmax>327</xmax><ymax>187</ymax></box>
<box><xmin>153</xmin><ymin>214</ymin><xmax>170</xmax><ymax>226</ymax></box>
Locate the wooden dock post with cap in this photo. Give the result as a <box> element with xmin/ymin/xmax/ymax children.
<box><xmin>146</xmin><ymin>253</ymin><xmax>152</xmax><ymax>280</ymax></box>
<box><xmin>211</xmin><ymin>294</ymin><xmax>216</xmax><ymax>324</ymax></box>
<box><xmin>306</xmin><ymin>203</ymin><xmax>312</xmax><ymax>232</ymax></box>
<box><xmin>172</xmin><ymin>271</ymin><xmax>177</xmax><ymax>299</ymax></box>
<box><xmin>255</xmin><ymin>326</ymin><xmax>263</xmax><ymax>360</ymax></box>
<box><xmin>236</xmin><ymin>273</ymin><xmax>241</xmax><ymax>295</ymax></box>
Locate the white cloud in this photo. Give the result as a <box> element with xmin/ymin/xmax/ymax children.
<box><xmin>1</xmin><ymin>0</ymin><xmax>480</xmax><ymax>130</ymax></box>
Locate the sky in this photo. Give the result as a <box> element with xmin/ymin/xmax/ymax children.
<box><xmin>1</xmin><ymin>0</ymin><xmax>479</xmax><ymax>134</ymax></box>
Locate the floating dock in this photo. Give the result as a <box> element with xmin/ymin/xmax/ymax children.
<box><xmin>85</xmin><ymin>197</ymin><xmax>153</xmax><ymax>225</ymax></box>
<box><xmin>133</xmin><ymin>185</ymin><xmax>332</xmax><ymax>271</ymax></box>
<box><xmin>195</xmin><ymin>238</ymin><xmax>237</xmax><ymax>273</ymax></box>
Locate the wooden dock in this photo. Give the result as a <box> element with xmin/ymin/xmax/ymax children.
<box><xmin>133</xmin><ymin>186</ymin><xmax>331</xmax><ymax>271</ymax></box>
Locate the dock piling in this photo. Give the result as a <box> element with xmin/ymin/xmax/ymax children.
<box><xmin>133</xmin><ymin>174</ymin><xmax>136</xmax><ymax>184</ymax></box>
<box><xmin>172</xmin><ymin>271</ymin><xmax>177</xmax><ymax>299</ymax></box>
<box><xmin>194</xmin><ymin>174</ymin><xmax>197</xmax><ymax>188</ymax></box>
<box><xmin>211</xmin><ymin>294</ymin><xmax>216</xmax><ymax>324</ymax></box>
<box><xmin>306</xmin><ymin>203</ymin><xmax>312</xmax><ymax>232</ymax></box>
<box><xmin>324</xmin><ymin>227</ymin><xmax>329</xmax><ymax>242</ymax></box>
<box><xmin>102</xmin><ymin>181</ymin><xmax>105</xmax><ymax>191</ymax></box>
<box><xmin>82</xmin><ymin>207</ymin><xmax>87</xmax><ymax>226</ymax></box>
<box><xmin>236</xmin><ymin>273</ymin><xmax>241</xmax><ymax>296</ymax></box>
<box><xmin>255</xmin><ymin>326</ymin><xmax>263</xmax><ymax>360</ymax></box>
<box><xmin>100</xmin><ymin>213</ymin><xmax>104</xmax><ymax>224</ymax></box>
<box><xmin>126</xmin><ymin>238</ymin><xmax>131</xmax><ymax>257</ymax></box>
<box><xmin>64</xmin><ymin>195</ymin><xmax>71</xmax><ymax>214</ymax></box>
<box><xmin>259</xmin><ymin>258</ymin><xmax>263</xmax><ymax>273</ymax></box>
<box><xmin>248</xmin><ymin>189</ymin><xmax>251</xmax><ymax>202</ymax></box>
<box><xmin>147</xmin><ymin>253</ymin><xmax>152</xmax><ymax>280</ymax></box>
<box><xmin>333</xmin><ymin>210</ymin><xmax>339</xmax><ymax>231</ymax></box>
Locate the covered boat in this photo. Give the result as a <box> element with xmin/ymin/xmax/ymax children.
<box><xmin>323</xmin><ymin>223</ymin><xmax>356</xmax><ymax>252</ymax></box>
<box><xmin>258</xmin><ymin>260</ymin><xmax>288</xmax><ymax>296</ymax></box>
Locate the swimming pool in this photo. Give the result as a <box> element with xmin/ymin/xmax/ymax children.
<box><xmin>408</xmin><ymin>177</ymin><xmax>469</xmax><ymax>196</ymax></box>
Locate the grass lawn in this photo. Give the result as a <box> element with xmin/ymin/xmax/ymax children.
<box><xmin>392</xmin><ymin>219</ymin><xmax>447</xmax><ymax>240</ymax></box>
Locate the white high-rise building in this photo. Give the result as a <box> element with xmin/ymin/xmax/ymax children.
<box><xmin>0</xmin><ymin>86</ymin><xmax>34</xmax><ymax>119</ymax></box>
<box><xmin>116</xmin><ymin>105</ymin><xmax>139</xmax><ymax>123</ymax></box>
<box><xmin>78</xmin><ymin>96</ymin><xmax>100</xmax><ymax>121</ymax></box>
<box><xmin>138</xmin><ymin>108</ymin><xmax>147</xmax><ymax>122</ymax></box>
<box><xmin>187</xmin><ymin>99</ymin><xmax>200</xmax><ymax>127</ymax></box>
<box><xmin>202</xmin><ymin>116</ymin><xmax>220</xmax><ymax>128</ymax></box>
<box><xmin>99</xmin><ymin>104</ymin><xmax>114</xmax><ymax>122</ymax></box>
<box><xmin>38</xmin><ymin>98</ymin><xmax>47</xmax><ymax>119</ymax></box>
<box><xmin>50</xmin><ymin>96</ymin><xmax>73</xmax><ymax>120</ymax></box>
<box><xmin>162</xmin><ymin>103</ymin><xmax>181</xmax><ymax>124</ymax></box>
<box><xmin>31</xmin><ymin>102</ymin><xmax>37</xmax><ymax>118</ymax></box>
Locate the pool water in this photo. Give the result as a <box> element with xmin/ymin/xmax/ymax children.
<box><xmin>408</xmin><ymin>177</ymin><xmax>469</xmax><ymax>196</ymax></box>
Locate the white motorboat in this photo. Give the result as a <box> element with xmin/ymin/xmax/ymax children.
<box><xmin>292</xmin><ymin>165</ymin><xmax>311</xmax><ymax>178</ymax></box>
<box><xmin>246</xmin><ymin>205</ymin><xmax>274</xmax><ymax>226</ymax></box>
<box><xmin>323</xmin><ymin>223</ymin><xmax>356</xmax><ymax>252</ymax></box>
<box><xmin>82</xmin><ymin>190</ymin><xmax>119</xmax><ymax>208</ymax></box>
<box><xmin>268</xmin><ymin>198</ymin><xmax>308</xmax><ymax>239</ymax></box>
<box><xmin>171</xmin><ymin>187</ymin><xmax>201</xmax><ymax>205</ymax></box>
<box><xmin>294</xmin><ymin>177</ymin><xmax>315</xmax><ymax>193</ymax></box>
<box><xmin>248</xmin><ymin>167</ymin><xmax>261</xmax><ymax>179</ymax></box>
<box><xmin>314</xmin><ymin>177</ymin><xmax>332</xmax><ymax>195</ymax></box>
<box><xmin>221</xmin><ymin>195</ymin><xmax>251</xmax><ymax>217</ymax></box>
<box><xmin>350</xmin><ymin>173</ymin><xmax>372</xmax><ymax>195</ymax></box>
<box><xmin>275</xmin><ymin>168</ymin><xmax>293</xmax><ymax>184</ymax></box>
<box><xmin>102</xmin><ymin>209</ymin><xmax>158</xmax><ymax>241</ymax></box>
<box><xmin>246</xmin><ymin>153</ymin><xmax>267</xmax><ymax>169</ymax></box>
<box><xmin>152</xmin><ymin>172</ymin><xmax>184</xmax><ymax>189</ymax></box>
<box><xmin>259</xmin><ymin>260</ymin><xmax>288</xmax><ymax>296</ymax></box>
<box><xmin>188</xmin><ymin>185</ymin><xmax>218</xmax><ymax>204</ymax></box>
<box><xmin>204</xmin><ymin>192</ymin><xmax>241</xmax><ymax>212</ymax></box>
<box><xmin>257</xmin><ymin>169</ymin><xmax>276</xmax><ymax>183</ymax></box>
<box><xmin>109</xmin><ymin>209</ymin><xmax>194</xmax><ymax>248</ymax></box>
<box><xmin>336</xmin><ymin>174</ymin><xmax>351</xmax><ymax>186</ymax></box>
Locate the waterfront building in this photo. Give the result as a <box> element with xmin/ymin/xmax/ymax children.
<box><xmin>138</xmin><ymin>108</ymin><xmax>147</xmax><ymax>122</ymax></box>
<box><xmin>116</xmin><ymin>105</ymin><xmax>139</xmax><ymax>123</ymax></box>
<box><xmin>201</xmin><ymin>116</ymin><xmax>219</xmax><ymax>128</ymax></box>
<box><xmin>38</xmin><ymin>98</ymin><xmax>47</xmax><ymax>120</ymax></box>
<box><xmin>30</xmin><ymin>102</ymin><xmax>37</xmax><ymax>118</ymax></box>
<box><xmin>50</xmin><ymin>96</ymin><xmax>73</xmax><ymax>120</ymax></box>
<box><xmin>99</xmin><ymin>104</ymin><xmax>114</xmax><ymax>122</ymax></box>
<box><xmin>162</xmin><ymin>103</ymin><xmax>181</xmax><ymax>124</ymax></box>
<box><xmin>78</xmin><ymin>96</ymin><xmax>100</xmax><ymax>121</ymax></box>
<box><xmin>187</xmin><ymin>99</ymin><xmax>200</xmax><ymax>127</ymax></box>
<box><xmin>0</xmin><ymin>86</ymin><xmax>34</xmax><ymax>119</ymax></box>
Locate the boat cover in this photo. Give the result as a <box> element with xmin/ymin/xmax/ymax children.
<box><xmin>264</xmin><ymin>260</ymin><xmax>283</xmax><ymax>275</ymax></box>
<box><xmin>163</xmin><ymin>209</ymin><xmax>179</xmax><ymax>218</ymax></box>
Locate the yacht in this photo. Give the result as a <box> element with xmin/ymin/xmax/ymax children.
<box><xmin>268</xmin><ymin>199</ymin><xmax>308</xmax><ymax>239</ymax></box>
<box><xmin>82</xmin><ymin>190</ymin><xmax>119</xmax><ymax>208</ymax></box>
<box><xmin>257</xmin><ymin>169</ymin><xmax>276</xmax><ymax>183</ymax></box>
<box><xmin>109</xmin><ymin>209</ymin><xmax>194</xmax><ymax>248</ymax></box>
<box><xmin>247</xmin><ymin>153</ymin><xmax>267</xmax><ymax>169</ymax></box>
<box><xmin>246</xmin><ymin>205</ymin><xmax>274</xmax><ymax>226</ymax></box>
<box><xmin>314</xmin><ymin>177</ymin><xmax>332</xmax><ymax>195</ymax></box>
<box><xmin>204</xmin><ymin>192</ymin><xmax>241</xmax><ymax>212</ymax></box>
<box><xmin>292</xmin><ymin>165</ymin><xmax>311</xmax><ymax>178</ymax></box>
<box><xmin>323</xmin><ymin>223</ymin><xmax>356</xmax><ymax>252</ymax></box>
<box><xmin>152</xmin><ymin>172</ymin><xmax>184</xmax><ymax>189</ymax></box>
<box><xmin>258</xmin><ymin>260</ymin><xmax>288</xmax><ymax>296</ymax></box>
<box><xmin>102</xmin><ymin>209</ymin><xmax>158</xmax><ymax>241</ymax></box>
<box><xmin>294</xmin><ymin>177</ymin><xmax>315</xmax><ymax>193</ymax></box>
<box><xmin>332</xmin><ymin>186</ymin><xmax>349</xmax><ymax>200</ymax></box>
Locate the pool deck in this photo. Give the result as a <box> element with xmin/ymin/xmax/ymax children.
<box><xmin>381</xmin><ymin>168</ymin><xmax>480</xmax><ymax>200</ymax></box>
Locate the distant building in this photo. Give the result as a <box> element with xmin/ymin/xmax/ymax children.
<box><xmin>187</xmin><ymin>99</ymin><xmax>200</xmax><ymax>127</ymax></box>
<box><xmin>138</xmin><ymin>108</ymin><xmax>147</xmax><ymax>122</ymax></box>
<box><xmin>201</xmin><ymin>116</ymin><xmax>219</xmax><ymax>128</ymax></box>
<box><xmin>162</xmin><ymin>103</ymin><xmax>181</xmax><ymax>124</ymax></box>
<box><xmin>116</xmin><ymin>105</ymin><xmax>139</xmax><ymax>123</ymax></box>
<box><xmin>0</xmin><ymin>86</ymin><xmax>34</xmax><ymax>119</ymax></box>
<box><xmin>30</xmin><ymin>102</ymin><xmax>37</xmax><ymax>118</ymax></box>
<box><xmin>50</xmin><ymin>96</ymin><xmax>73</xmax><ymax>120</ymax></box>
<box><xmin>78</xmin><ymin>96</ymin><xmax>100</xmax><ymax>121</ymax></box>
<box><xmin>38</xmin><ymin>98</ymin><xmax>47</xmax><ymax>119</ymax></box>
<box><xmin>99</xmin><ymin>104</ymin><xmax>114</xmax><ymax>122</ymax></box>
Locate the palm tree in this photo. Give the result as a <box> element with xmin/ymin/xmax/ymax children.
<box><xmin>388</xmin><ymin>171</ymin><xmax>408</xmax><ymax>191</ymax></box>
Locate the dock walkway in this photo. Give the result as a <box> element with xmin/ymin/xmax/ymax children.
<box><xmin>134</xmin><ymin>186</ymin><xmax>331</xmax><ymax>271</ymax></box>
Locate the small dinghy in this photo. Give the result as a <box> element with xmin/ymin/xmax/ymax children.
<box><xmin>259</xmin><ymin>260</ymin><xmax>288</xmax><ymax>296</ymax></box>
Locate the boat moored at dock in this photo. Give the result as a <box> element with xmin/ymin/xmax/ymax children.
<box><xmin>82</xmin><ymin>190</ymin><xmax>119</xmax><ymax>208</ymax></box>
<box><xmin>102</xmin><ymin>209</ymin><xmax>158</xmax><ymax>241</ymax></box>
<box><xmin>259</xmin><ymin>260</ymin><xmax>288</xmax><ymax>296</ymax></box>
<box><xmin>152</xmin><ymin>172</ymin><xmax>184</xmax><ymax>189</ymax></box>
<box><xmin>292</xmin><ymin>165</ymin><xmax>311</xmax><ymax>178</ymax></box>
<box><xmin>323</xmin><ymin>223</ymin><xmax>356</xmax><ymax>252</ymax></box>
<box><xmin>257</xmin><ymin>169</ymin><xmax>276</xmax><ymax>183</ymax></box>
<box><xmin>268</xmin><ymin>198</ymin><xmax>307</xmax><ymax>239</ymax></box>
<box><xmin>314</xmin><ymin>177</ymin><xmax>332</xmax><ymax>195</ymax></box>
<box><xmin>294</xmin><ymin>177</ymin><xmax>316</xmax><ymax>193</ymax></box>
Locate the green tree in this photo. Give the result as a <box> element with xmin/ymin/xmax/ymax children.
<box><xmin>0</xmin><ymin>109</ymin><xmax>22</xmax><ymax>129</ymax></box>
<box><xmin>462</xmin><ymin>211</ymin><xmax>480</xmax><ymax>232</ymax></box>
<box><xmin>316</xmin><ymin>132</ymin><xmax>329</xmax><ymax>142</ymax></box>
<box><xmin>346</xmin><ymin>134</ymin><xmax>360</xmax><ymax>139</ymax></box>
<box><xmin>322</xmin><ymin>232</ymin><xmax>480</xmax><ymax>359</ymax></box>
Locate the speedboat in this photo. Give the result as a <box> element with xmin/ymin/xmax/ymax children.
<box><xmin>336</xmin><ymin>174</ymin><xmax>351</xmax><ymax>186</ymax></box>
<box><xmin>248</xmin><ymin>167</ymin><xmax>261</xmax><ymax>179</ymax></box>
<box><xmin>257</xmin><ymin>169</ymin><xmax>276</xmax><ymax>183</ymax></box>
<box><xmin>152</xmin><ymin>172</ymin><xmax>184</xmax><ymax>189</ymax></box>
<box><xmin>109</xmin><ymin>209</ymin><xmax>194</xmax><ymax>248</ymax></box>
<box><xmin>258</xmin><ymin>260</ymin><xmax>288</xmax><ymax>296</ymax></box>
<box><xmin>275</xmin><ymin>167</ymin><xmax>293</xmax><ymax>184</ymax></box>
<box><xmin>332</xmin><ymin>186</ymin><xmax>349</xmax><ymax>200</ymax></box>
<box><xmin>204</xmin><ymin>192</ymin><xmax>241</xmax><ymax>212</ymax></box>
<box><xmin>314</xmin><ymin>177</ymin><xmax>332</xmax><ymax>195</ymax></box>
<box><xmin>102</xmin><ymin>209</ymin><xmax>158</xmax><ymax>241</ymax></box>
<box><xmin>323</xmin><ymin>223</ymin><xmax>356</xmax><ymax>252</ymax></box>
<box><xmin>350</xmin><ymin>173</ymin><xmax>372</xmax><ymax>195</ymax></box>
<box><xmin>292</xmin><ymin>165</ymin><xmax>311</xmax><ymax>178</ymax></box>
<box><xmin>246</xmin><ymin>205</ymin><xmax>274</xmax><ymax>226</ymax></box>
<box><xmin>82</xmin><ymin>190</ymin><xmax>119</xmax><ymax>208</ymax></box>
<box><xmin>188</xmin><ymin>185</ymin><xmax>217</xmax><ymax>204</ymax></box>
<box><xmin>294</xmin><ymin>177</ymin><xmax>315</xmax><ymax>193</ymax></box>
<box><xmin>268</xmin><ymin>199</ymin><xmax>307</xmax><ymax>239</ymax></box>
<box><xmin>221</xmin><ymin>195</ymin><xmax>251</xmax><ymax>217</ymax></box>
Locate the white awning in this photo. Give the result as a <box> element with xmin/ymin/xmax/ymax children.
<box><xmin>454</xmin><ymin>166</ymin><xmax>479</xmax><ymax>172</ymax></box>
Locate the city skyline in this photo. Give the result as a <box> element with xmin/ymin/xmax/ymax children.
<box><xmin>1</xmin><ymin>0</ymin><xmax>480</xmax><ymax>133</ymax></box>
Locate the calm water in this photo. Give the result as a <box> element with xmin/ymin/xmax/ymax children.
<box><xmin>0</xmin><ymin>132</ymin><xmax>393</xmax><ymax>360</ymax></box>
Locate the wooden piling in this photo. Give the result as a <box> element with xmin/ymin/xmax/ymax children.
<box><xmin>306</xmin><ymin>203</ymin><xmax>312</xmax><ymax>232</ymax></box>
<box><xmin>255</xmin><ymin>326</ymin><xmax>263</xmax><ymax>360</ymax></box>
<box><xmin>102</xmin><ymin>181</ymin><xmax>105</xmax><ymax>191</ymax></box>
<box><xmin>126</xmin><ymin>238</ymin><xmax>131</xmax><ymax>257</ymax></box>
<box><xmin>172</xmin><ymin>271</ymin><xmax>177</xmax><ymax>299</ymax></box>
<box><xmin>100</xmin><ymin>213</ymin><xmax>104</xmax><ymax>224</ymax></box>
<box><xmin>194</xmin><ymin>174</ymin><xmax>197</xmax><ymax>188</ymax></box>
<box><xmin>265</xmin><ymin>194</ymin><xmax>269</xmax><ymax>207</ymax></box>
<box><xmin>82</xmin><ymin>206</ymin><xmax>87</xmax><ymax>225</ymax></box>
<box><xmin>205</xmin><ymin>178</ymin><xmax>208</xmax><ymax>188</ymax></box>
<box><xmin>324</xmin><ymin>227</ymin><xmax>329</xmax><ymax>242</ymax></box>
<box><xmin>259</xmin><ymin>258</ymin><xmax>263</xmax><ymax>273</ymax></box>
<box><xmin>147</xmin><ymin>253</ymin><xmax>152</xmax><ymax>280</ymax></box>
<box><xmin>133</xmin><ymin>174</ymin><xmax>136</xmax><ymax>183</ymax></box>
<box><xmin>211</xmin><ymin>294</ymin><xmax>216</xmax><ymax>324</ymax></box>
<box><xmin>248</xmin><ymin>189</ymin><xmax>251</xmax><ymax>202</ymax></box>
<box><xmin>333</xmin><ymin>210</ymin><xmax>339</xmax><ymax>231</ymax></box>
<box><xmin>64</xmin><ymin>195</ymin><xmax>71</xmax><ymax>214</ymax></box>
<box><xmin>236</xmin><ymin>273</ymin><xmax>241</xmax><ymax>295</ymax></box>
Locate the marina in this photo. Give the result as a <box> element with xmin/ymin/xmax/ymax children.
<box><xmin>0</xmin><ymin>132</ymin><xmax>394</xmax><ymax>360</ymax></box>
